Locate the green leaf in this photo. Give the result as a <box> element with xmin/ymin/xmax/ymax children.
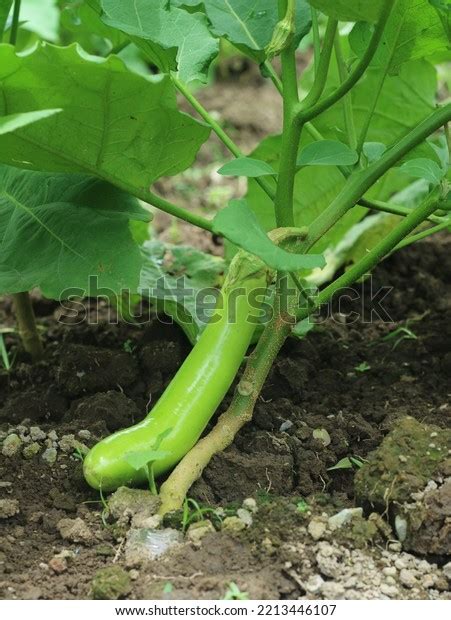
<box><xmin>327</xmin><ymin>457</ymin><xmax>353</xmax><ymax>471</ymax></box>
<box><xmin>100</xmin><ymin>0</ymin><xmax>219</xmax><ymax>83</ymax></box>
<box><xmin>125</xmin><ymin>449</ymin><xmax>171</xmax><ymax>471</ymax></box>
<box><xmin>0</xmin><ymin>1</ymin><xmax>13</xmax><ymax>34</ymax></box>
<box><xmin>308</xmin><ymin>0</ymin><xmax>386</xmax><ymax>22</ymax></box>
<box><xmin>213</xmin><ymin>199</ymin><xmax>325</xmax><ymax>271</ymax></box>
<box><xmin>0</xmin><ymin>109</ymin><xmax>62</xmax><ymax>136</ymax></box>
<box><xmin>0</xmin><ymin>165</ymin><xmax>148</xmax><ymax>298</ymax></box>
<box><xmin>350</xmin><ymin>1</ymin><xmax>451</xmax><ymax>75</ymax></box>
<box><xmin>363</xmin><ymin>142</ymin><xmax>387</xmax><ymax>164</ymax></box>
<box><xmin>0</xmin><ymin>43</ymin><xmax>210</xmax><ymax>189</ymax></box>
<box><xmin>139</xmin><ymin>240</ymin><xmax>225</xmax><ymax>343</ymax></box>
<box><xmin>400</xmin><ymin>158</ymin><xmax>445</xmax><ymax>185</ymax></box>
<box><xmin>218</xmin><ymin>157</ymin><xmax>276</xmax><ymax>178</ymax></box>
<box><xmin>297</xmin><ymin>140</ymin><xmax>359</xmax><ymax>167</ymax></box>
<box><xmin>203</xmin><ymin>0</ymin><xmax>311</xmax><ymax>61</ymax></box>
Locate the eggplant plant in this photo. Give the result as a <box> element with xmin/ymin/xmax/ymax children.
<box><xmin>0</xmin><ymin>0</ymin><xmax>450</xmax><ymax>514</ymax></box>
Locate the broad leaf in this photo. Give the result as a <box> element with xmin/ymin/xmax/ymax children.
<box><xmin>0</xmin><ymin>1</ymin><xmax>13</xmax><ymax>34</ymax></box>
<box><xmin>218</xmin><ymin>157</ymin><xmax>276</xmax><ymax>178</ymax></box>
<box><xmin>308</xmin><ymin>0</ymin><xmax>386</xmax><ymax>23</ymax></box>
<box><xmin>0</xmin><ymin>166</ymin><xmax>149</xmax><ymax>298</ymax></box>
<box><xmin>350</xmin><ymin>0</ymin><xmax>451</xmax><ymax>75</ymax></box>
<box><xmin>100</xmin><ymin>0</ymin><xmax>219</xmax><ymax>83</ymax></box>
<box><xmin>400</xmin><ymin>158</ymin><xmax>445</xmax><ymax>185</ymax></box>
<box><xmin>0</xmin><ymin>43</ymin><xmax>210</xmax><ymax>189</ymax></box>
<box><xmin>0</xmin><ymin>109</ymin><xmax>62</xmax><ymax>136</ymax></box>
<box><xmin>213</xmin><ymin>199</ymin><xmax>325</xmax><ymax>271</ymax></box>
<box><xmin>139</xmin><ymin>240</ymin><xmax>225</xmax><ymax>342</ymax></box>
<box><xmin>297</xmin><ymin>140</ymin><xmax>359</xmax><ymax>167</ymax></box>
<box><xmin>203</xmin><ymin>0</ymin><xmax>312</xmax><ymax>61</ymax></box>
<box><xmin>19</xmin><ymin>0</ymin><xmax>60</xmax><ymax>42</ymax></box>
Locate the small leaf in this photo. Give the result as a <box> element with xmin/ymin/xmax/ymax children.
<box><xmin>297</xmin><ymin>140</ymin><xmax>359</xmax><ymax>167</ymax></box>
<box><xmin>400</xmin><ymin>158</ymin><xmax>445</xmax><ymax>185</ymax></box>
<box><xmin>308</xmin><ymin>0</ymin><xmax>386</xmax><ymax>22</ymax></box>
<box><xmin>213</xmin><ymin>200</ymin><xmax>325</xmax><ymax>271</ymax></box>
<box><xmin>0</xmin><ymin>109</ymin><xmax>62</xmax><ymax>136</ymax></box>
<box><xmin>328</xmin><ymin>457</ymin><xmax>353</xmax><ymax>471</ymax></box>
<box><xmin>218</xmin><ymin>157</ymin><xmax>276</xmax><ymax>178</ymax></box>
<box><xmin>363</xmin><ymin>142</ymin><xmax>387</xmax><ymax>164</ymax></box>
<box><xmin>125</xmin><ymin>449</ymin><xmax>171</xmax><ymax>471</ymax></box>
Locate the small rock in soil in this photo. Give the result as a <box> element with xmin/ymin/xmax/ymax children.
<box><xmin>0</xmin><ymin>499</ymin><xmax>19</xmax><ymax>519</ymax></box>
<box><xmin>222</xmin><ymin>516</ymin><xmax>246</xmax><ymax>533</ymax></box>
<box><xmin>48</xmin><ymin>556</ymin><xmax>68</xmax><ymax>574</ymax></box>
<box><xmin>91</xmin><ymin>566</ymin><xmax>131</xmax><ymax>600</ymax></box>
<box><xmin>328</xmin><ymin>508</ymin><xmax>363</xmax><ymax>531</ymax></box>
<box><xmin>29</xmin><ymin>426</ymin><xmax>46</xmax><ymax>442</ymax></box>
<box><xmin>41</xmin><ymin>447</ymin><xmax>58</xmax><ymax>465</ymax></box>
<box><xmin>443</xmin><ymin>562</ymin><xmax>451</xmax><ymax>581</ymax></box>
<box><xmin>1</xmin><ymin>434</ymin><xmax>22</xmax><ymax>457</ymax></box>
<box><xmin>308</xmin><ymin>518</ymin><xmax>327</xmax><ymax>541</ymax></box>
<box><xmin>22</xmin><ymin>442</ymin><xmax>41</xmax><ymax>459</ymax></box>
<box><xmin>57</xmin><ymin>517</ymin><xmax>95</xmax><ymax>545</ymax></box>
<box><xmin>108</xmin><ymin>487</ymin><xmax>161</xmax><ymax>525</ymax></box>
<box><xmin>186</xmin><ymin>520</ymin><xmax>215</xmax><ymax>544</ymax></box>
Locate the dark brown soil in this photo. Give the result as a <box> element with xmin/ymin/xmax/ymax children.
<box><xmin>1</xmin><ymin>233</ymin><xmax>450</xmax><ymax>600</ymax></box>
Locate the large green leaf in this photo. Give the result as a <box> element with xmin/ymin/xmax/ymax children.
<box><xmin>203</xmin><ymin>0</ymin><xmax>311</xmax><ymax>61</ymax></box>
<box><xmin>297</xmin><ymin>140</ymin><xmax>358</xmax><ymax>166</ymax></box>
<box><xmin>0</xmin><ymin>43</ymin><xmax>210</xmax><ymax>189</ymax></box>
<box><xmin>213</xmin><ymin>199</ymin><xmax>325</xmax><ymax>271</ymax></box>
<box><xmin>0</xmin><ymin>109</ymin><xmax>62</xmax><ymax>135</ymax></box>
<box><xmin>308</xmin><ymin>0</ymin><xmax>386</xmax><ymax>23</ymax></box>
<box><xmin>0</xmin><ymin>166</ymin><xmax>149</xmax><ymax>298</ymax></box>
<box><xmin>100</xmin><ymin>0</ymin><xmax>219</xmax><ymax>83</ymax></box>
<box><xmin>139</xmin><ymin>240</ymin><xmax>225</xmax><ymax>343</ymax></box>
<box><xmin>19</xmin><ymin>0</ymin><xmax>60</xmax><ymax>42</ymax></box>
<box><xmin>350</xmin><ymin>0</ymin><xmax>451</xmax><ymax>75</ymax></box>
<box><xmin>218</xmin><ymin>157</ymin><xmax>276</xmax><ymax>178</ymax></box>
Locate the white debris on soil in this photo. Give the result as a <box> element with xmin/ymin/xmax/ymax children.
<box><xmin>0</xmin><ymin>499</ymin><xmax>20</xmax><ymax>519</ymax></box>
<box><xmin>125</xmin><ymin>528</ymin><xmax>183</xmax><ymax>566</ymax></box>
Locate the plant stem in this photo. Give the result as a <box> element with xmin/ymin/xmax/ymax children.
<box><xmin>263</xmin><ymin>60</ymin><xmax>284</xmax><ymax>95</ymax></box>
<box><xmin>311</xmin><ymin>7</ymin><xmax>321</xmax><ymax>77</ymax></box>
<box><xmin>301</xmin><ymin>18</ymin><xmax>338</xmax><ymax>109</ymax></box>
<box><xmin>300</xmin><ymin>104</ymin><xmax>451</xmax><ymax>251</ymax></box>
<box><xmin>158</xmin><ymin>288</ymin><xmax>295</xmax><ymax>514</ymax></box>
<box><xmin>295</xmin><ymin>0</ymin><xmax>393</xmax><ymax>125</ymax></box>
<box><xmin>394</xmin><ymin>219</ymin><xmax>451</xmax><ymax>252</ymax></box>
<box><xmin>9</xmin><ymin>0</ymin><xmax>21</xmax><ymax>46</ymax></box>
<box><xmin>172</xmin><ymin>76</ymin><xmax>276</xmax><ymax>201</ymax></box>
<box><xmin>334</xmin><ymin>35</ymin><xmax>357</xmax><ymax>150</ymax></box>
<box><xmin>12</xmin><ymin>292</ymin><xmax>44</xmax><ymax>361</ymax></box>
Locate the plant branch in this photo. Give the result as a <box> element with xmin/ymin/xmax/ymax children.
<box><xmin>300</xmin><ymin>104</ymin><xmax>451</xmax><ymax>251</ymax></box>
<box><xmin>311</xmin><ymin>7</ymin><xmax>321</xmax><ymax>77</ymax></box>
<box><xmin>301</xmin><ymin>18</ymin><xmax>338</xmax><ymax>109</ymax></box>
<box><xmin>9</xmin><ymin>0</ymin><xmax>21</xmax><ymax>45</ymax></box>
<box><xmin>295</xmin><ymin>0</ymin><xmax>393</xmax><ymax>125</ymax></box>
<box><xmin>394</xmin><ymin>218</ymin><xmax>451</xmax><ymax>252</ymax></box>
<box><xmin>334</xmin><ymin>34</ymin><xmax>357</xmax><ymax>150</ymax></box>
<box><xmin>158</xmin><ymin>285</ymin><xmax>295</xmax><ymax>514</ymax></box>
<box><xmin>12</xmin><ymin>292</ymin><xmax>44</xmax><ymax>361</ymax></box>
<box><xmin>171</xmin><ymin>76</ymin><xmax>275</xmax><ymax>201</ymax></box>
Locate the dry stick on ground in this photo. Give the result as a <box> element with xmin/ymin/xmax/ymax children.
<box><xmin>12</xmin><ymin>292</ymin><xmax>44</xmax><ymax>361</ymax></box>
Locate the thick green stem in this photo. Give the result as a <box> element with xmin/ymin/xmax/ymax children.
<box><xmin>9</xmin><ymin>0</ymin><xmax>21</xmax><ymax>45</ymax></box>
<box><xmin>300</xmin><ymin>104</ymin><xmax>451</xmax><ymax>251</ymax></box>
<box><xmin>394</xmin><ymin>219</ymin><xmax>451</xmax><ymax>252</ymax></box>
<box><xmin>298</xmin><ymin>191</ymin><xmax>442</xmax><ymax>320</ymax></box>
<box><xmin>12</xmin><ymin>292</ymin><xmax>44</xmax><ymax>361</ymax></box>
<box><xmin>296</xmin><ymin>0</ymin><xmax>393</xmax><ymax>125</ymax></box>
<box><xmin>334</xmin><ymin>35</ymin><xmax>357</xmax><ymax>150</ymax></box>
<box><xmin>158</xmin><ymin>288</ymin><xmax>294</xmax><ymax>514</ymax></box>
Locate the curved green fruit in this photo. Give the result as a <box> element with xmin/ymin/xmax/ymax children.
<box><xmin>83</xmin><ymin>251</ymin><xmax>269</xmax><ymax>491</ymax></box>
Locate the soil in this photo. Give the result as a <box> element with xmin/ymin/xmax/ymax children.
<box><xmin>1</xmin><ymin>63</ymin><xmax>450</xmax><ymax>601</ymax></box>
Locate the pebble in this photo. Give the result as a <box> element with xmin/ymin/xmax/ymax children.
<box><xmin>0</xmin><ymin>499</ymin><xmax>20</xmax><ymax>519</ymax></box>
<box><xmin>78</xmin><ymin>430</ymin><xmax>91</xmax><ymax>440</ymax></box>
<box><xmin>29</xmin><ymin>426</ymin><xmax>46</xmax><ymax>442</ymax></box>
<box><xmin>237</xmin><ymin>508</ymin><xmax>253</xmax><ymax>527</ymax></box>
<box><xmin>186</xmin><ymin>520</ymin><xmax>215</xmax><ymax>544</ymax></box>
<box><xmin>242</xmin><ymin>498</ymin><xmax>258</xmax><ymax>513</ymax></box>
<box><xmin>2</xmin><ymin>434</ymin><xmax>22</xmax><ymax>457</ymax></box>
<box><xmin>129</xmin><ymin>569</ymin><xmax>140</xmax><ymax>581</ymax></box>
<box><xmin>380</xmin><ymin>583</ymin><xmax>399</xmax><ymax>597</ymax></box>
<box><xmin>321</xmin><ymin>581</ymin><xmax>345</xmax><ymax>598</ymax></box>
<box><xmin>399</xmin><ymin>568</ymin><xmax>417</xmax><ymax>588</ymax></box>
<box><xmin>57</xmin><ymin>517</ymin><xmax>95</xmax><ymax>545</ymax></box>
<box><xmin>41</xmin><ymin>447</ymin><xmax>58</xmax><ymax>465</ymax></box>
<box><xmin>22</xmin><ymin>442</ymin><xmax>41</xmax><ymax>459</ymax></box>
<box><xmin>48</xmin><ymin>556</ymin><xmax>68</xmax><ymax>574</ymax></box>
<box><xmin>304</xmin><ymin>574</ymin><xmax>324</xmax><ymax>594</ymax></box>
<box><xmin>222</xmin><ymin>516</ymin><xmax>246</xmax><ymax>533</ymax></box>
<box><xmin>47</xmin><ymin>430</ymin><xmax>59</xmax><ymax>441</ymax></box>
<box><xmin>59</xmin><ymin>434</ymin><xmax>76</xmax><ymax>453</ymax></box>
<box><xmin>308</xmin><ymin>518</ymin><xmax>327</xmax><ymax>541</ymax></box>
<box><xmin>382</xmin><ymin>566</ymin><xmax>397</xmax><ymax>577</ymax></box>
<box><xmin>442</xmin><ymin>562</ymin><xmax>451</xmax><ymax>581</ymax></box>
<box><xmin>422</xmin><ymin>575</ymin><xmax>435</xmax><ymax>589</ymax></box>
<box><xmin>328</xmin><ymin>508</ymin><xmax>363</xmax><ymax>530</ymax></box>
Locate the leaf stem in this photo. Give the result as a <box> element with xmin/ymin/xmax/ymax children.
<box><xmin>9</xmin><ymin>0</ymin><xmax>21</xmax><ymax>46</ymax></box>
<box><xmin>311</xmin><ymin>7</ymin><xmax>321</xmax><ymax>76</ymax></box>
<box><xmin>295</xmin><ymin>0</ymin><xmax>393</xmax><ymax>125</ymax></box>
<box><xmin>394</xmin><ymin>218</ymin><xmax>451</xmax><ymax>252</ymax></box>
<box><xmin>171</xmin><ymin>76</ymin><xmax>275</xmax><ymax>201</ymax></box>
<box><xmin>301</xmin><ymin>18</ymin><xmax>338</xmax><ymax>109</ymax></box>
<box><xmin>12</xmin><ymin>292</ymin><xmax>44</xmax><ymax>361</ymax></box>
<box><xmin>334</xmin><ymin>34</ymin><xmax>357</xmax><ymax>150</ymax></box>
